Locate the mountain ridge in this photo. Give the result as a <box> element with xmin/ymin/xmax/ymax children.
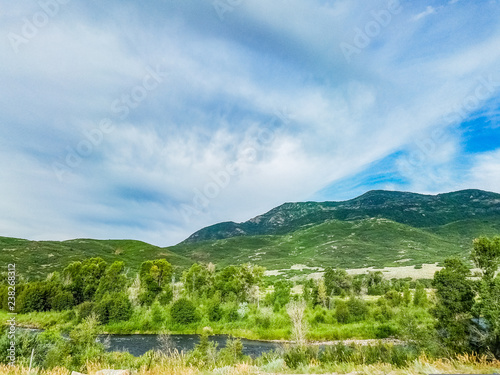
<box><xmin>183</xmin><ymin>189</ymin><xmax>500</xmax><ymax>243</ymax></box>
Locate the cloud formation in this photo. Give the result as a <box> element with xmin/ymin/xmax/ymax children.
<box><xmin>1</xmin><ymin>0</ymin><xmax>499</xmax><ymax>245</ymax></box>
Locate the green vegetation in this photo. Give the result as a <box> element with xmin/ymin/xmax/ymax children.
<box><xmin>0</xmin><ymin>237</ymin><xmax>191</xmax><ymax>280</ymax></box>
<box><xmin>2</xmin><ymin>189</ymin><xmax>500</xmax><ymax>280</ymax></box>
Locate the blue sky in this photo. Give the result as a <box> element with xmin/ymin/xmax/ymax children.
<box><xmin>1</xmin><ymin>0</ymin><xmax>500</xmax><ymax>246</ymax></box>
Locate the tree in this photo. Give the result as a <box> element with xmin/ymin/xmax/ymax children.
<box><xmin>413</xmin><ymin>281</ymin><xmax>427</xmax><ymax>307</ymax></box>
<box><xmin>62</xmin><ymin>258</ymin><xmax>107</xmax><ymax>304</ymax></box>
<box><xmin>324</xmin><ymin>268</ymin><xmax>352</xmax><ymax>296</ymax></box>
<box><xmin>317</xmin><ymin>279</ymin><xmax>327</xmax><ymax>308</ymax></box>
<box><xmin>287</xmin><ymin>300</ymin><xmax>308</xmax><ymax>346</ymax></box>
<box><xmin>471</xmin><ymin>236</ymin><xmax>500</xmax><ymax>282</ymax></box>
<box><xmin>432</xmin><ymin>257</ymin><xmax>475</xmax><ymax>353</ymax></box>
<box><xmin>94</xmin><ymin>292</ymin><xmax>132</xmax><ymax>324</ymax></box>
<box><xmin>139</xmin><ymin>259</ymin><xmax>174</xmax><ymax>306</ymax></box>
<box><xmin>182</xmin><ymin>263</ymin><xmax>214</xmax><ymax>298</ymax></box>
<box><xmin>215</xmin><ymin>264</ymin><xmax>263</xmax><ymax>302</ymax></box>
<box><xmin>470</xmin><ymin>236</ymin><xmax>500</xmax><ymax>357</ymax></box>
<box><xmin>170</xmin><ymin>298</ymin><xmax>199</xmax><ymax>325</ymax></box>
<box><xmin>52</xmin><ymin>290</ymin><xmax>75</xmax><ymax>311</ymax></box>
<box><xmin>267</xmin><ymin>280</ymin><xmax>291</xmax><ymax>311</ymax></box>
<box><xmin>94</xmin><ymin>261</ymin><xmax>128</xmax><ymax>301</ymax></box>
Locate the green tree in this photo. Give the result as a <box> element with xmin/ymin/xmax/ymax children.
<box><xmin>94</xmin><ymin>261</ymin><xmax>128</xmax><ymax>301</ymax></box>
<box><xmin>267</xmin><ymin>280</ymin><xmax>291</xmax><ymax>311</ymax></box>
<box><xmin>324</xmin><ymin>268</ymin><xmax>352</xmax><ymax>296</ymax></box>
<box><xmin>215</xmin><ymin>264</ymin><xmax>263</xmax><ymax>302</ymax></box>
<box><xmin>471</xmin><ymin>236</ymin><xmax>500</xmax><ymax>357</ymax></box>
<box><xmin>432</xmin><ymin>257</ymin><xmax>474</xmax><ymax>353</ymax></box>
<box><xmin>471</xmin><ymin>236</ymin><xmax>500</xmax><ymax>282</ymax></box>
<box><xmin>62</xmin><ymin>258</ymin><xmax>107</xmax><ymax>304</ymax></box>
<box><xmin>182</xmin><ymin>263</ymin><xmax>214</xmax><ymax>298</ymax></box>
<box><xmin>413</xmin><ymin>281</ymin><xmax>428</xmax><ymax>307</ymax></box>
<box><xmin>51</xmin><ymin>290</ymin><xmax>75</xmax><ymax>311</ymax></box>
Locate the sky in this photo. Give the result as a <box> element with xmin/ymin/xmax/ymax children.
<box><xmin>1</xmin><ymin>0</ymin><xmax>500</xmax><ymax>247</ymax></box>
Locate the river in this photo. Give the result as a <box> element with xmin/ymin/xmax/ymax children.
<box><xmin>100</xmin><ymin>333</ymin><xmax>281</xmax><ymax>357</ymax></box>
<box><xmin>18</xmin><ymin>329</ymin><xmax>281</xmax><ymax>357</ymax></box>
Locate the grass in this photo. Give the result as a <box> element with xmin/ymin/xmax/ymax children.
<box><xmin>1</xmin><ymin>353</ymin><xmax>499</xmax><ymax>374</ymax></box>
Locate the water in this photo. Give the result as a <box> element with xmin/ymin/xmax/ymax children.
<box><xmin>99</xmin><ymin>334</ymin><xmax>281</xmax><ymax>357</ymax></box>
<box><xmin>17</xmin><ymin>328</ymin><xmax>280</xmax><ymax>358</ymax></box>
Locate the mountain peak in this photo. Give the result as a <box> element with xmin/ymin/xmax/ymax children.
<box><xmin>181</xmin><ymin>189</ymin><xmax>500</xmax><ymax>244</ymax></box>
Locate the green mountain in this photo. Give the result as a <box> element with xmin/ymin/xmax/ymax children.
<box><xmin>3</xmin><ymin>189</ymin><xmax>500</xmax><ymax>278</ymax></box>
<box><xmin>183</xmin><ymin>189</ymin><xmax>500</xmax><ymax>243</ymax></box>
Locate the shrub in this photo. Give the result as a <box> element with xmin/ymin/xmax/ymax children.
<box><xmin>218</xmin><ymin>337</ymin><xmax>244</xmax><ymax>365</ymax></box>
<box><xmin>95</xmin><ymin>293</ymin><xmax>133</xmax><ymax>324</ymax></box>
<box><xmin>170</xmin><ymin>298</ymin><xmax>198</xmax><ymax>325</ymax></box>
<box><xmin>375</xmin><ymin>323</ymin><xmax>398</xmax><ymax>338</ymax></box>
<box><xmin>77</xmin><ymin>301</ymin><xmax>95</xmax><ymax>321</ymax></box>
<box><xmin>335</xmin><ymin>300</ymin><xmax>350</xmax><ymax>324</ymax></box>
<box><xmin>283</xmin><ymin>345</ymin><xmax>318</xmax><ymax>369</ymax></box>
<box><xmin>52</xmin><ymin>290</ymin><xmax>75</xmax><ymax>311</ymax></box>
<box><xmin>206</xmin><ymin>300</ymin><xmax>222</xmax><ymax>322</ymax></box>
<box><xmin>347</xmin><ymin>297</ymin><xmax>369</xmax><ymax>322</ymax></box>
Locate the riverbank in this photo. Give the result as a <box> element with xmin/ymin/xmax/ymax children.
<box><xmin>2</xmin><ymin>309</ymin><xmax>402</xmax><ymax>343</ymax></box>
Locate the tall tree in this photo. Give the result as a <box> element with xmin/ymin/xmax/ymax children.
<box><xmin>432</xmin><ymin>257</ymin><xmax>475</xmax><ymax>353</ymax></box>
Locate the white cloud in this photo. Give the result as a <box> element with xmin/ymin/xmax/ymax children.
<box><xmin>412</xmin><ymin>6</ymin><xmax>438</xmax><ymax>21</ymax></box>
<box><xmin>1</xmin><ymin>1</ymin><xmax>500</xmax><ymax>245</ymax></box>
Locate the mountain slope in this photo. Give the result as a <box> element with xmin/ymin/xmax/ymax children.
<box><xmin>184</xmin><ymin>189</ymin><xmax>500</xmax><ymax>243</ymax></box>
<box><xmin>170</xmin><ymin>217</ymin><xmax>500</xmax><ymax>270</ymax></box>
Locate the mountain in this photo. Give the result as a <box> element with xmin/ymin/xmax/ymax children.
<box><xmin>3</xmin><ymin>189</ymin><xmax>500</xmax><ymax>279</ymax></box>
<box><xmin>183</xmin><ymin>189</ymin><xmax>500</xmax><ymax>243</ymax></box>
<box><xmin>172</xmin><ymin>217</ymin><xmax>500</xmax><ymax>270</ymax></box>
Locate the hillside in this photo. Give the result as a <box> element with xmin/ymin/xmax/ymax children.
<box><xmin>183</xmin><ymin>189</ymin><xmax>500</xmax><ymax>243</ymax></box>
<box><xmin>3</xmin><ymin>189</ymin><xmax>500</xmax><ymax>279</ymax></box>
<box><xmin>169</xmin><ymin>217</ymin><xmax>500</xmax><ymax>270</ymax></box>
<box><xmin>0</xmin><ymin>237</ymin><xmax>192</xmax><ymax>280</ymax></box>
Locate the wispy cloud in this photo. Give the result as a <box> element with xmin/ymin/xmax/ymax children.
<box><xmin>1</xmin><ymin>0</ymin><xmax>499</xmax><ymax>245</ymax></box>
<box><xmin>412</xmin><ymin>5</ymin><xmax>437</xmax><ymax>21</ymax></box>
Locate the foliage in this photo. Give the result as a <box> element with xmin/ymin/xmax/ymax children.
<box><xmin>170</xmin><ymin>298</ymin><xmax>198</xmax><ymax>325</ymax></box>
<box><xmin>324</xmin><ymin>267</ymin><xmax>352</xmax><ymax>296</ymax></box>
<box><xmin>432</xmin><ymin>257</ymin><xmax>475</xmax><ymax>353</ymax></box>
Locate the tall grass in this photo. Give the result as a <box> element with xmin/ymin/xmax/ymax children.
<box><xmin>1</xmin><ymin>353</ymin><xmax>499</xmax><ymax>374</ymax></box>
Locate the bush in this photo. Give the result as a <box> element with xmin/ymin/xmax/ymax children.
<box><xmin>77</xmin><ymin>301</ymin><xmax>95</xmax><ymax>321</ymax></box>
<box><xmin>218</xmin><ymin>337</ymin><xmax>244</xmax><ymax>365</ymax></box>
<box><xmin>254</xmin><ymin>314</ymin><xmax>271</xmax><ymax>329</ymax></box>
<box><xmin>206</xmin><ymin>300</ymin><xmax>222</xmax><ymax>322</ymax></box>
<box><xmin>375</xmin><ymin>323</ymin><xmax>398</xmax><ymax>338</ymax></box>
<box><xmin>335</xmin><ymin>300</ymin><xmax>350</xmax><ymax>324</ymax></box>
<box><xmin>283</xmin><ymin>345</ymin><xmax>318</xmax><ymax>369</ymax></box>
<box><xmin>347</xmin><ymin>297</ymin><xmax>369</xmax><ymax>322</ymax></box>
<box><xmin>224</xmin><ymin>305</ymin><xmax>239</xmax><ymax>322</ymax></box>
<box><xmin>95</xmin><ymin>293</ymin><xmax>133</xmax><ymax>324</ymax></box>
<box><xmin>170</xmin><ymin>298</ymin><xmax>198</xmax><ymax>325</ymax></box>
<box><xmin>52</xmin><ymin>290</ymin><xmax>75</xmax><ymax>311</ymax></box>
<box><xmin>151</xmin><ymin>301</ymin><xmax>164</xmax><ymax>324</ymax></box>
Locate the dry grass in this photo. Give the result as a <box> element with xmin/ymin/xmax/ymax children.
<box><xmin>1</xmin><ymin>354</ymin><xmax>499</xmax><ymax>375</ymax></box>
